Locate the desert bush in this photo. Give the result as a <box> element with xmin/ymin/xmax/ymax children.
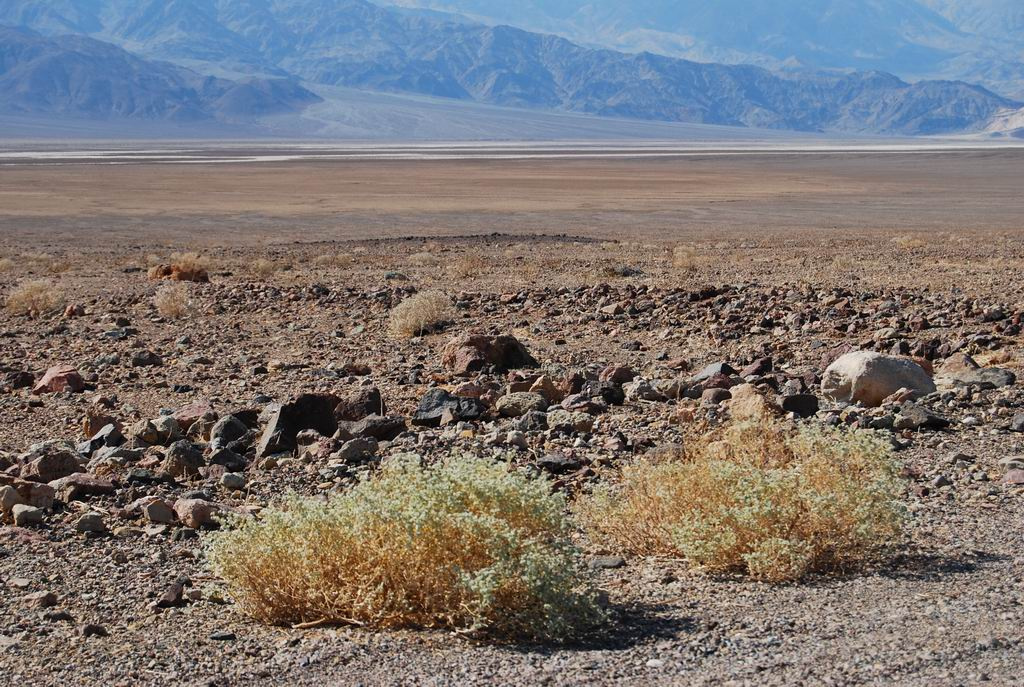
<box><xmin>0</xmin><ymin>258</ymin><xmax>14</xmax><ymax>272</ymax></box>
<box><xmin>578</xmin><ymin>421</ymin><xmax>904</xmax><ymax>582</ymax></box>
<box><xmin>449</xmin><ymin>253</ymin><xmax>488</xmax><ymax>279</ymax></box>
<box><xmin>409</xmin><ymin>251</ymin><xmax>441</xmax><ymax>267</ymax></box>
<box><xmin>170</xmin><ymin>251</ymin><xmax>210</xmax><ymax>273</ymax></box>
<box><xmin>5</xmin><ymin>280</ymin><xmax>64</xmax><ymax>317</ymax></box>
<box><xmin>312</xmin><ymin>253</ymin><xmax>352</xmax><ymax>268</ymax></box>
<box><xmin>248</xmin><ymin>258</ymin><xmax>278</xmax><ymax>278</ymax></box>
<box><xmin>388</xmin><ymin>290</ymin><xmax>451</xmax><ymax>338</ymax></box>
<box><xmin>206</xmin><ymin>455</ymin><xmax>604</xmax><ymax>641</ymax></box>
<box><xmin>154</xmin><ymin>282</ymin><xmax>192</xmax><ymax>319</ymax></box>
<box><xmin>672</xmin><ymin>245</ymin><xmax>698</xmax><ymax>270</ymax></box>
<box><xmin>892</xmin><ymin>235</ymin><xmax>926</xmax><ymax>250</ymax></box>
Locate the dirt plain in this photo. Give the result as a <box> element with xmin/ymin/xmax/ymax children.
<box><xmin>0</xmin><ymin>147</ymin><xmax>1023</xmax><ymax>686</ymax></box>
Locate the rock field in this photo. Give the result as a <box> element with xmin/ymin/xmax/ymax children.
<box><xmin>0</xmin><ymin>234</ymin><xmax>1022</xmax><ymax>686</ymax></box>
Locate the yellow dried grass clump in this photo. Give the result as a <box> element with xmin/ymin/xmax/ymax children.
<box><xmin>154</xmin><ymin>282</ymin><xmax>192</xmax><ymax>319</ymax></box>
<box><xmin>388</xmin><ymin>290</ymin><xmax>451</xmax><ymax>338</ymax></box>
<box><xmin>206</xmin><ymin>455</ymin><xmax>604</xmax><ymax>641</ymax></box>
<box><xmin>5</xmin><ymin>279</ymin><xmax>64</xmax><ymax>317</ymax></box>
<box><xmin>248</xmin><ymin>258</ymin><xmax>279</xmax><ymax>278</ymax></box>
<box><xmin>579</xmin><ymin>421</ymin><xmax>904</xmax><ymax>582</ymax></box>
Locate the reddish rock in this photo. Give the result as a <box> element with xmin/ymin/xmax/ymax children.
<box><xmin>49</xmin><ymin>473</ymin><xmax>115</xmax><ymax>501</ymax></box>
<box><xmin>441</xmin><ymin>333</ymin><xmax>538</xmax><ymax>377</ymax></box>
<box><xmin>1002</xmin><ymin>470</ymin><xmax>1024</xmax><ymax>486</ymax></box>
<box><xmin>599</xmin><ymin>365</ymin><xmax>635</xmax><ymax>385</ymax></box>
<box><xmin>173</xmin><ymin>401</ymin><xmax>216</xmax><ymax>432</ymax></box>
<box><xmin>0</xmin><ymin>474</ymin><xmax>56</xmax><ymax>510</ymax></box>
<box><xmin>174</xmin><ymin>499</ymin><xmax>219</xmax><ymax>529</ymax></box>
<box><xmin>19</xmin><ymin>444</ymin><xmax>81</xmax><ymax>483</ymax></box>
<box><xmin>32</xmin><ymin>365</ymin><xmax>85</xmax><ymax>395</ymax></box>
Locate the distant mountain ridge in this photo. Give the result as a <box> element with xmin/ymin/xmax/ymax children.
<box><xmin>390</xmin><ymin>0</ymin><xmax>1024</xmax><ymax>99</ymax></box>
<box><xmin>0</xmin><ymin>25</ymin><xmax>320</xmax><ymax>123</ymax></box>
<box><xmin>0</xmin><ymin>0</ymin><xmax>1021</xmax><ymax>137</ymax></box>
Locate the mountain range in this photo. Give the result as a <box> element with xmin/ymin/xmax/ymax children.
<box><xmin>390</xmin><ymin>0</ymin><xmax>1024</xmax><ymax>100</ymax></box>
<box><xmin>1</xmin><ymin>0</ymin><xmax>1022</xmax><ymax>138</ymax></box>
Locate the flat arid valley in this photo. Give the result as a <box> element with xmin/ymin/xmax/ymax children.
<box><xmin>0</xmin><ymin>145</ymin><xmax>1022</xmax><ymax>685</ymax></box>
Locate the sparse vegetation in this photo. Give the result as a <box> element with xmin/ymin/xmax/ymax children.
<box><xmin>154</xmin><ymin>282</ymin><xmax>192</xmax><ymax>319</ymax></box>
<box><xmin>672</xmin><ymin>245</ymin><xmax>698</xmax><ymax>270</ymax></box>
<box><xmin>248</xmin><ymin>258</ymin><xmax>279</xmax><ymax>278</ymax></box>
<box><xmin>892</xmin><ymin>235</ymin><xmax>927</xmax><ymax>250</ymax></box>
<box><xmin>312</xmin><ymin>253</ymin><xmax>352</xmax><ymax>268</ymax></box>
<box><xmin>5</xmin><ymin>279</ymin><xmax>64</xmax><ymax>317</ymax></box>
<box><xmin>388</xmin><ymin>290</ymin><xmax>451</xmax><ymax>338</ymax></box>
<box><xmin>206</xmin><ymin>455</ymin><xmax>604</xmax><ymax>641</ymax></box>
<box><xmin>579</xmin><ymin>421</ymin><xmax>904</xmax><ymax>582</ymax></box>
<box><xmin>0</xmin><ymin>258</ymin><xmax>14</xmax><ymax>273</ymax></box>
<box><xmin>449</xmin><ymin>253</ymin><xmax>488</xmax><ymax>278</ymax></box>
<box><xmin>409</xmin><ymin>250</ymin><xmax>441</xmax><ymax>267</ymax></box>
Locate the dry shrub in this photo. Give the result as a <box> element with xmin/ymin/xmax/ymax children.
<box><xmin>248</xmin><ymin>258</ymin><xmax>278</xmax><ymax>278</ymax></box>
<box><xmin>5</xmin><ymin>280</ymin><xmax>64</xmax><ymax>317</ymax></box>
<box><xmin>0</xmin><ymin>258</ymin><xmax>14</xmax><ymax>273</ymax></box>
<box><xmin>154</xmin><ymin>282</ymin><xmax>192</xmax><ymax>319</ymax></box>
<box><xmin>672</xmin><ymin>245</ymin><xmax>698</xmax><ymax>270</ymax></box>
<box><xmin>579</xmin><ymin>421</ymin><xmax>904</xmax><ymax>582</ymax></box>
<box><xmin>449</xmin><ymin>253</ymin><xmax>488</xmax><ymax>278</ymax></box>
<box><xmin>206</xmin><ymin>455</ymin><xmax>604</xmax><ymax>641</ymax></box>
<box><xmin>170</xmin><ymin>251</ymin><xmax>210</xmax><ymax>273</ymax></box>
<box><xmin>409</xmin><ymin>251</ymin><xmax>442</xmax><ymax>268</ymax></box>
<box><xmin>892</xmin><ymin>235</ymin><xmax>926</xmax><ymax>250</ymax></box>
<box><xmin>20</xmin><ymin>252</ymin><xmax>71</xmax><ymax>274</ymax></box>
<box><xmin>312</xmin><ymin>253</ymin><xmax>352</xmax><ymax>268</ymax></box>
<box><xmin>388</xmin><ymin>290</ymin><xmax>451</xmax><ymax>338</ymax></box>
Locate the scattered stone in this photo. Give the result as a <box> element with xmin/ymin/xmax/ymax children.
<box><xmin>495</xmin><ymin>392</ymin><xmax>549</xmax><ymax>417</ymax></box>
<box><xmin>19</xmin><ymin>442</ymin><xmax>82</xmax><ymax>483</ymax></box>
<box><xmin>80</xmin><ymin>624</ymin><xmax>109</xmax><ymax>638</ymax></box>
<box><xmin>131</xmin><ymin>350</ymin><xmax>163</xmax><ymax>367</ymax></box>
<box><xmin>256</xmin><ymin>393</ymin><xmax>342</xmax><ymax>457</ymax></box>
<box><xmin>76</xmin><ymin>512</ymin><xmax>106</xmax><ymax>534</ymax></box>
<box><xmin>161</xmin><ymin>440</ymin><xmax>205</xmax><ymax>479</ymax></box>
<box><xmin>173</xmin><ymin>499</ymin><xmax>219</xmax><ymax>529</ymax></box>
<box><xmin>934</xmin><ymin>354</ymin><xmax>1016</xmax><ymax>390</ymax></box>
<box><xmin>23</xmin><ymin>591</ymin><xmax>58</xmax><ymax>608</ymax></box>
<box><xmin>12</xmin><ymin>504</ymin><xmax>44</xmax><ymax>527</ymax></box>
<box><xmin>49</xmin><ymin>473</ymin><xmax>115</xmax><ymax>501</ymax></box>
<box><xmin>220</xmin><ymin>473</ymin><xmax>246</xmax><ymax>491</ymax></box>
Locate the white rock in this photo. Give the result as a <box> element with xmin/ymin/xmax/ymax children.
<box><xmin>821</xmin><ymin>351</ymin><xmax>935</xmax><ymax>407</ymax></box>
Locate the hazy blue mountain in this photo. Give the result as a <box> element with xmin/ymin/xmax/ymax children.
<box><xmin>0</xmin><ymin>25</ymin><xmax>320</xmax><ymax>121</ymax></box>
<box><xmin>0</xmin><ymin>0</ymin><xmax>1020</xmax><ymax>136</ymax></box>
<box><xmin>390</xmin><ymin>0</ymin><xmax>1024</xmax><ymax>98</ymax></box>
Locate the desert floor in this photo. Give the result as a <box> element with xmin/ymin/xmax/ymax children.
<box><xmin>0</xmin><ymin>147</ymin><xmax>1022</xmax><ymax>686</ymax></box>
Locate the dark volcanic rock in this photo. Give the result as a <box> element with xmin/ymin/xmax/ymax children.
<box><xmin>411</xmin><ymin>388</ymin><xmax>486</xmax><ymax>427</ymax></box>
<box><xmin>256</xmin><ymin>393</ymin><xmax>342</xmax><ymax>457</ymax></box>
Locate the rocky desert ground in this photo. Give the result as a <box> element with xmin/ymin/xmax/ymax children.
<box><xmin>0</xmin><ymin>147</ymin><xmax>1023</xmax><ymax>686</ymax></box>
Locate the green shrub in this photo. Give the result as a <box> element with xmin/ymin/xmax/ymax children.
<box><xmin>207</xmin><ymin>455</ymin><xmax>604</xmax><ymax>641</ymax></box>
<box><xmin>579</xmin><ymin>421</ymin><xmax>904</xmax><ymax>582</ymax></box>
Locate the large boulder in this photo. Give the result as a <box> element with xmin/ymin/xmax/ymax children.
<box><xmin>334</xmin><ymin>387</ymin><xmax>386</xmax><ymax>421</ymax></box>
<box><xmin>441</xmin><ymin>334</ymin><xmax>538</xmax><ymax>376</ymax></box>
<box><xmin>821</xmin><ymin>351</ymin><xmax>935</xmax><ymax>407</ymax></box>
